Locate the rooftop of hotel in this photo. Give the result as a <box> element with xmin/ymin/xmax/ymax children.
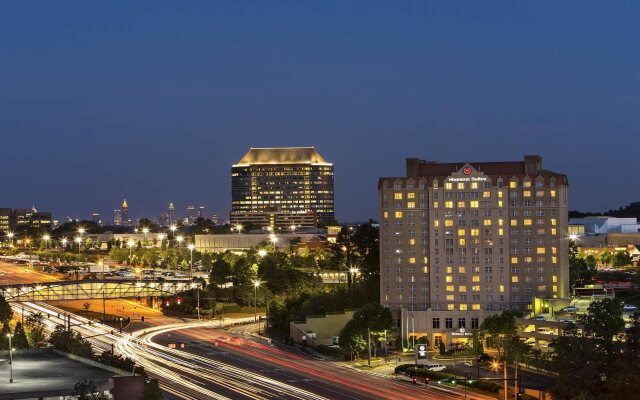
<box><xmin>234</xmin><ymin>147</ymin><xmax>331</xmax><ymax>166</ymax></box>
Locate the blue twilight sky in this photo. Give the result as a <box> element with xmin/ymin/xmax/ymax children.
<box><xmin>1</xmin><ymin>1</ymin><xmax>639</xmax><ymax>223</ymax></box>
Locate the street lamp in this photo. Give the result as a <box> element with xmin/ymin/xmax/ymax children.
<box><xmin>42</xmin><ymin>234</ymin><xmax>50</xmax><ymax>250</ymax></box>
<box><xmin>6</xmin><ymin>333</ymin><xmax>13</xmax><ymax>383</ymax></box>
<box><xmin>127</xmin><ymin>239</ymin><xmax>135</xmax><ymax>261</ymax></box>
<box><xmin>253</xmin><ymin>280</ymin><xmax>261</xmax><ymax>323</ymax></box>
<box><xmin>176</xmin><ymin>235</ymin><xmax>184</xmax><ymax>249</ymax></box>
<box><xmin>188</xmin><ymin>244</ymin><xmax>195</xmax><ymax>278</ymax></box>
<box><xmin>568</xmin><ymin>233</ymin><xmax>579</xmax><ymax>242</ymax></box>
<box><xmin>74</xmin><ymin>237</ymin><xmax>82</xmax><ymax>254</ymax></box>
<box><xmin>142</xmin><ymin>227</ymin><xmax>149</xmax><ymax>242</ymax></box>
<box><xmin>61</xmin><ymin>237</ymin><xmax>68</xmax><ymax>251</ymax></box>
<box><xmin>235</xmin><ymin>224</ymin><xmax>243</xmax><ymax>234</ymax></box>
<box><xmin>257</xmin><ymin>249</ymin><xmax>267</xmax><ymax>258</ymax></box>
<box><xmin>169</xmin><ymin>225</ymin><xmax>177</xmax><ymax>240</ymax></box>
<box><xmin>24</xmin><ymin>237</ymin><xmax>32</xmax><ymax>250</ymax></box>
<box><xmin>269</xmin><ymin>234</ymin><xmax>278</xmax><ymax>251</ymax></box>
<box><xmin>290</xmin><ymin>224</ymin><xmax>297</xmax><ymax>234</ymax></box>
<box><xmin>7</xmin><ymin>231</ymin><xmax>14</xmax><ymax>247</ymax></box>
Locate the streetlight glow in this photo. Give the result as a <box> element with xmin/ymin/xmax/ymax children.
<box><xmin>258</xmin><ymin>249</ymin><xmax>267</xmax><ymax>258</ymax></box>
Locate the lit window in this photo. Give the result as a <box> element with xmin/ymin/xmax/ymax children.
<box><xmin>524</xmin><ymin>181</ymin><xmax>532</xmax><ymax>188</ymax></box>
<box><xmin>472</xmin><ymin>304</ymin><xmax>481</xmax><ymax>310</ymax></box>
<box><xmin>459</xmin><ymin>286</ymin><xmax>467</xmax><ymax>292</ymax></box>
<box><xmin>395</xmin><ymin>211</ymin><xmax>403</xmax><ymax>218</ymax></box>
<box><xmin>499</xmin><ymin>285</ymin><xmax>505</xmax><ymax>292</ymax></box>
<box><xmin>457</xmin><ymin>201</ymin><xmax>465</xmax><ymax>208</ymax></box>
<box><xmin>551</xmin><ymin>247</ymin><xmax>557</xmax><ymax>254</ymax></box>
<box><xmin>472</xmin><ymin>276</ymin><xmax>480</xmax><ymax>282</ymax></box>
<box><xmin>511</xmin><ymin>256</ymin><xmax>519</xmax><ymax>264</ymax></box>
<box><xmin>536</xmin><ymin>247</ymin><xmax>546</xmax><ymax>254</ymax></box>
<box><xmin>553</xmin><ymin>285</ymin><xmax>558</xmax><ymax>292</ymax></box>
<box><xmin>434</xmin><ymin>220</ymin><xmax>440</xmax><ymax>227</ymax></box>
<box><xmin>446</xmin><ymin>285</ymin><xmax>455</xmax><ymax>292</ymax></box>
<box><xmin>523</xmin><ymin>190</ymin><xmax>531</xmax><ymax>197</ymax></box>
<box><xmin>498</xmin><ymin>228</ymin><xmax>504</xmax><ymax>236</ymax></box>
<box><xmin>457</xmin><ymin>183</ymin><xmax>465</xmax><ymax>190</ymax></box>
<box><xmin>552</xmin><ymin>275</ymin><xmax>558</xmax><ymax>283</ymax></box>
<box><xmin>458</xmin><ymin>229</ymin><xmax>466</xmax><ymax>236</ymax></box>
<box><xmin>445</xmin><ymin>201</ymin><xmax>453</xmax><ymax>208</ymax></box>
<box><xmin>383</xmin><ymin>211</ymin><xmax>388</xmax><ymax>218</ymax></box>
<box><xmin>511</xmin><ymin>220</ymin><xmax>518</xmax><ymax>226</ymax></box>
<box><xmin>524</xmin><ymin>219</ymin><xmax>532</xmax><ymax>226</ymax></box>
<box><xmin>446</xmin><ymin>266</ymin><xmax>453</xmax><ymax>273</ymax></box>
<box><xmin>510</xmin><ymin>181</ymin><xmax>517</xmax><ymax>188</ymax></box>
<box><xmin>458</xmin><ymin>266</ymin><xmax>466</xmax><ymax>273</ymax></box>
<box><xmin>407</xmin><ymin>202</ymin><xmax>415</xmax><ymax>208</ymax></box>
<box><xmin>407</xmin><ymin>193</ymin><xmax>416</xmax><ymax>199</ymax></box>
<box><xmin>445</xmin><ymin>219</ymin><xmax>454</xmax><ymax>227</ymax></box>
<box><xmin>446</xmin><ymin>295</ymin><xmax>455</xmax><ymax>301</ymax></box>
<box><xmin>551</xmin><ymin>228</ymin><xmax>557</xmax><ymax>235</ymax></box>
<box><xmin>448</xmin><ymin>304</ymin><xmax>455</xmax><ymax>310</ymax></box>
<box><xmin>459</xmin><ymin>304</ymin><xmax>468</xmax><ymax>311</ymax></box>
<box><xmin>550</xmin><ymin>190</ymin><xmax>556</xmax><ymax>198</ymax></box>
<box><xmin>470</xmin><ymin>201</ymin><xmax>479</xmax><ymax>208</ymax></box>
<box><xmin>445</xmin><ymin>183</ymin><xmax>453</xmax><ymax>190</ymax></box>
<box><xmin>459</xmin><ymin>238</ymin><xmax>466</xmax><ymax>246</ymax></box>
<box><xmin>552</xmin><ymin>257</ymin><xmax>557</xmax><ymax>263</ymax></box>
<box><xmin>551</xmin><ymin>218</ymin><xmax>557</xmax><ymax>226</ymax></box>
<box><xmin>498</xmin><ymin>191</ymin><xmax>503</xmax><ymax>198</ymax></box>
<box><xmin>483</xmin><ymin>191</ymin><xmax>491</xmax><ymax>198</ymax></box>
<box><xmin>511</xmin><ymin>276</ymin><xmax>519</xmax><ymax>283</ymax></box>
<box><xmin>471</xmin><ymin>229</ymin><xmax>479</xmax><ymax>236</ymax></box>
<box><xmin>394</xmin><ymin>193</ymin><xmax>403</xmax><ymax>200</ymax></box>
<box><xmin>483</xmin><ymin>219</ymin><xmax>492</xmax><ymax>226</ymax></box>
<box><xmin>446</xmin><ymin>276</ymin><xmax>453</xmax><ymax>283</ymax></box>
<box><xmin>433</xmin><ymin>201</ymin><xmax>439</xmax><ymax>208</ymax></box>
<box><xmin>471</xmin><ymin>182</ymin><xmax>478</xmax><ymax>189</ymax></box>
<box><xmin>498</xmin><ymin>201</ymin><xmax>503</xmax><ymax>207</ymax></box>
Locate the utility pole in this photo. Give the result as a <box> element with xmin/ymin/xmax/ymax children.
<box><xmin>196</xmin><ymin>286</ymin><xmax>201</xmax><ymax>320</ymax></box>
<box><xmin>503</xmin><ymin>360</ymin><xmax>508</xmax><ymax>400</ymax></box>
<box><xmin>514</xmin><ymin>354</ymin><xmax>518</xmax><ymax>400</ymax></box>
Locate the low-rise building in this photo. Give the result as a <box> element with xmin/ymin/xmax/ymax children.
<box><xmin>195</xmin><ymin>233</ymin><xmax>326</xmax><ymax>253</ymax></box>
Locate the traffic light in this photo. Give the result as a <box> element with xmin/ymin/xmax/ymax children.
<box><xmin>412</xmin><ymin>376</ymin><xmax>417</xmax><ymax>385</ymax></box>
<box><xmin>165</xmin><ymin>300</ymin><xmax>170</xmax><ymax>307</ymax></box>
<box><xmin>467</xmin><ymin>376</ymin><xmax>473</xmax><ymax>384</ymax></box>
<box><xmin>177</xmin><ymin>298</ymin><xmax>182</xmax><ymax>305</ymax></box>
<box><xmin>424</xmin><ymin>376</ymin><xmax>429</xmax><ymax>385</ymax></box>
<box><xmin>451</xmin><ymin>379</ymin><xmax>456</xmax><ymax>385</ymax></box>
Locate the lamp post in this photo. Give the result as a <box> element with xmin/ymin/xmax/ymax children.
<box><xmin>142</xmin><ymin>227</ymin><xmax>149</xmax><ymax>243</ymax></box>
<box><xmin>253</xmin><ymin>280</ymin><xmax>261</xmax><ymax>323</ymax></box>
<box><xmin>61</xmin><ymin>237</ymin><xmax>68</xmax><ymax>251</ymax></box>
<box><xmin>127</xmin><ymin>239</ymin><xmax>135</xmax><ymax>263</ymax></box>
<box><xmin>176</xmin><ymin>235</ymin><xmax>184</xmax><ymax>249</ymax></box>
<box><xmin>74</xmin><ymin>237</ymin><xmax>82</xmax><ymax>254</ymax></box>
<box><xmin>169</xmin><ymin>225</ymin><xmax>177</xmax><ymax>240</ymax></box>
<box><xmin>269</xmin><ymin>234</ymin><xmax>278</xmax><ymax>251</ymax></box>
<box><xmin>42</xmin><ymin>234</ymin><xmax>50</xmax><ymax>250</ymax></box>
<box><xmin>235</xmin><ymin>224</ymin><xmax>243</xmax><ymax>234</ymax></box>
<box><xmin>257</xmin><ymin>249</ymin><xmax>267</xmax><ymax>258</ymax></box>
<box><xmin>7</xmin><ymin>231</ymin><xmax>14</xmax><ymax>247</ymax></box>
<box><xmin>290</xmin><ymin>224</ymin><xmax>297</xmax><ymax>234</ymax></box>
<box><xmin>7</xmin><ymin>333</ymin><xmax>13</xmax><ymax>383</ymax></box>
<box><xmin>188</xmin><ymin>244</ymin><xmax>195</xmax><ymax>279</ymax></box>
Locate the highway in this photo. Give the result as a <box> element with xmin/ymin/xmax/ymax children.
<box><xmin>16</xmin><ymin>302</ymin><xmax>471</xmax><ymax>399</ymax></box>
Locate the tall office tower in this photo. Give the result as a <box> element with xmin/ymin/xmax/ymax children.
<box><xmin>168</xmin><ymin>203</ymin><xmax>176</xmax><ymax>225</ymax></box>
<box><xmin>113</xmin><ymin>209</ymin><xmax>123</xmax><ymax>226</ymax></box>
<box><xmin>121</xmin><ymin>199</ymin><xmax>129</xmax><ymax>226</ymax></box>
<box><xmin>92</xmin><ymin>213</ymin><xmax>101</xmax><ymax>225</ymax></box>
<box><xmin>0</xmin><ymin>207</ymin><xmax>52</xmax><ymax>232</ymax></box>
<box><xmin>210</xmin><ymin>213</ymin><xmax>220</xmax><ymax>225</ymax></box>
<box><xmin>378</xmin><ymin>155</ymin><xmax>569</xmax><ymax>348</ymax></box>
<box><xmin>198</xmin><ymin>206</ymin><xmax>206</xmax><ymax>219</ymax></box>
<box><xmin>231</xmin><ymin>147</ymin><xmax>334</xmax><ymax>229</ymax></box>
<box><xmin>186</xmin><ymin>205</ymin><xmax>196</xmax><ymax>224</ymax></box>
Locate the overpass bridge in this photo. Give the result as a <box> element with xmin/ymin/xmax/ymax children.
<box><xmin>0</xmin><ymin>280</ymin><xmax>197</xmax><ymax>302</ymax></box>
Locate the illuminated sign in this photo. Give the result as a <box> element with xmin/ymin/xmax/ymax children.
<box><xmin>448</xmin><ymin>176</ymin><xmax>488</xmax><ymax>182</ymax></box>
<box><xmin>463</xmin><ymin>167</ymin><xmax>472</xmax><ymax>175</ymax></box>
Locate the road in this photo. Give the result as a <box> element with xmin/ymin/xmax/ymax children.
<box><xmin>0</xmin><ymin>260</ymin><xmax>59</xmax><ymax>285</ymax></box>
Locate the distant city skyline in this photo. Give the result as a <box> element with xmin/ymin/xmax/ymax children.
<box><xmin>2</xmin><ymin>2</ymin><xmax>639</xmax><ymax>221</ymax></box>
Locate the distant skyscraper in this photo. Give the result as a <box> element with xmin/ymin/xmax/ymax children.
<box><xmin>159</xmin><ymin>212</ymin><xmax>169</xmax><ymax>226</ymax></box>
<box><xmin>210</xmin><ymin>213</ymin><xmax>220</xmax><ymax>225</ymax></box>
<box><xmin>186</xmin><ymin>205</ymin><xmax>196</xmax><ymax>225</ymax></box>
<box><xmin>168</xmin><ymin>203</ymin><xmax>176</xmax><ymax>225</ymax></box>
<box><xmin>113</xmin><ymin>209</ymin><xmax>123</xmax><ymax>226</ymax></box>
<box><xmin>231</xmin><ymin>147</ymin><xmax>335</xmax><ymax>229</ymax></box>
<box><xmin>198</xmin><ymin>206</ymin><xmax>206</xmax><ymax>219</ymax></box>
<box><xmin>121</xmin><ymin>199</ymin><xmax>129</xmax><ymax>226</ymax></box>
<box><xmin>92</xmin><ymin>213</ymin><xmax>101</xmax><ymax>225</ymax></box>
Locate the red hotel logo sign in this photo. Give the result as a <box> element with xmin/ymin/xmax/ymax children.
<box><xmin>463</xmin><ymin>167</ymin><xmax>472</xmax><ymax>175</ymax></box>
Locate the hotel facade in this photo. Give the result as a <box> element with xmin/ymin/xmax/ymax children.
<box><xmin>231</xmin><ymin>147</ymin><xmax>334</xmax><ymax>230</ymax></box>
<box><xmin>378</xmin><ymin>155</ymin><xmax>569</xmax><ymax>348</ymax></box>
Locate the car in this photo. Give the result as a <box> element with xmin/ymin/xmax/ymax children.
<box><xmin>561</xmin><ymin>306</ymin><xmax>578</xmax><ymax>313</ymax></box>
<box><xmin>426</xmin><ymin>364</ymin><xmax>446</xmax><ymax>372</ymax></box>
<box><xmin>623</xmin><ymin>304</ymin><xmax>638</xmax><ymax>312</ymax></box>
<box><xmin>530</xmin><ymin>316</ymin><xmax>546</xmax><ymax>321</ymax></box>
<box><xmin>476</xmin><ymin>354</ymin><xmax>494</xmax><ymax>362</ymax></box>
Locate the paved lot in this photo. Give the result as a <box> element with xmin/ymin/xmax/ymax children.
<box><xmin>0</xmin><ymin>260</ymin><xmax>59</xmax><ymax>286</ymax></box>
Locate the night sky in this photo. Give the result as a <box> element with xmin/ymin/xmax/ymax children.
<box><xmin>1</xmin><ymin>1</ymin><xmax>639</xmax><ymax>223</ymax></box>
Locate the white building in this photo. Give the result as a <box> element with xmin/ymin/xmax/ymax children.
<box><xmin>569</xmin><ymin>216</ymin><xmax>640</xmax><ymax>235</ymax></box>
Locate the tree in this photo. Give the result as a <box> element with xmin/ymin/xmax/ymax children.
<box><xmin>48</xmin><ymin>325</ymin><xmax>94</xmax><ymax>358</ymax></box>
<box><xmin>580</xmin><ymin>297</ymin><xmax>624</xmax><ymax>350</ymax></box>
<box><xmin>612</xmin><ymin>251</ymin><xmax>632</xmax><ymax>267</ymax></box>
<box><xmin>0</xmin><ymin>294</ymin><xmax>12</xmax><ymax>322</ymax></box>
<box><xmin>25</xmin><ymin>311</ymin><xmax>47</xmax><ymax>347</ymax></box>
<box><xmin>0</xmin><ymin>323</ymin><xmax>11</xmax><ymax>350</ymax></box>
<box><xmin>143</xmin><ymin>378</ymin><xmax>164</xmax><ymax>400</ymax></box>
<box><xmin>478</xmin><ymin>310</ymin><xmax>522</xmax><ymax>361</ymax></box>
<box><xmin>210</xmin><ymin>257</ymin><xmax>233</xmax><ymax>286</ymax></box>
<box><xmin>338</xmin><ymin>323</ymin><xmax>366</xmax><ymax>360</ymax></box>
<box><xmin>438</xmin><ymin>341</ymin><xmax>446</xmax><ymax>355</ymax></box>
<box><xmin>73</xmin><ymin>378</ymin><xmax>109</xmax><ymax>400</ymax></box>
<box><xmin>12</xmin><ymin>322</ymin><xmax>29</xmax><ymax>349</ymax></box>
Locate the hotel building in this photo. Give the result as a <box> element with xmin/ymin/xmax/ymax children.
<box><xmin>231</xmin><ymin>147</ymin><xmax>334</xmax><ymax>229</ymax></box>
<box><xmin>378</xmin><ymin>155</ymin><xmax>569</xmax><ymax>348</ymax></box>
